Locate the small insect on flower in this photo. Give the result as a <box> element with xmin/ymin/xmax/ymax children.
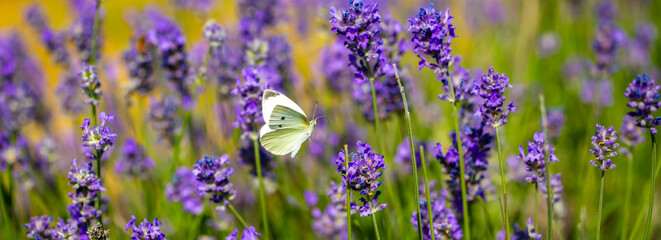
<box><xmin>259</xmin><ymin>89</ymin><xmax>319</xmax><ymax>158</ymax></box>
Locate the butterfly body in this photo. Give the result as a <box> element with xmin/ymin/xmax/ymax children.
<box><xmin>259</xmin><ymin>90</ymin><xmax>316</xmax><ymax>157</ymax></box>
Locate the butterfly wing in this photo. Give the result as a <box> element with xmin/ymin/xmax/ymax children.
<box><xmin>261</xmin><ymin>89</ymin><xmax>306</xmax><ymax>126</ymax></box>
<box><xmin>269</xmin><ymin>105</ymin><xmax>309</xmax><ymax>130</ymax></box>
<box><xmin>260</xmin><ymin>126</ymin><xmax>310</xmax><ymax>157</ymax></box>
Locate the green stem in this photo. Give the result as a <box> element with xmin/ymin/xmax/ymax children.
<box><xmin>0</xmin><ymin>171</ymin><xmax>13</xmax><ymax>238</ymax></box>
<box><xmin>227</xmin><ymin>204</ymin><xmax>249</xmax><ymax>229</ymax></box>
<box><xmin>392</xmin><ymin>65</ymin><xmax>423</xmax><ymax>240</ymax></box>
<box><xmin>644</xmin><ymin>131</ymin><xmax>657</xmax><ymax>239</ymax></box>
<box><xmin>495</xmin><ymin>127</ymin><xmax>510</xmax><ymax>240</ymax></box>
<box><xmin>368</xmin><ymin>77</ymin><xmax>383</xmax><ymax>152</ymax></box>
<box><xmin>630</xmin><ymin>153</ymin><xmax>661</xmax><ymax>240</ymax></box>
<box><xmin>481</xmin><ymin>201</ymin><xmax>495</xmax><ymax>239</ymax></box>
<box><xmin>88</xmin><ymin>0</ymin><xmax>101</xmax><ymax>65</ymax></box>
<box><xmin>420</xmin><ymin>146</ymin><xmax>435</xmax><ymax>240</ymax></box>
<box><xmin>95</xmin><ymin>150</ymin><xmax>104</xmax><ymax>227</ymax></box>
<box><xmin>534</xmin><ymin>183</ymin><xmax>538</xmax><ymax>230</ymax></box>
<box><xmin>252</xmin><ymin>133</ymin><xmax>270</xmax><ymax>240</ymax></box>
<box><xmin>343</xmin><ymin>145</ymin><xmax>352</xmax><ymax>240</ymax></box>
<box><xmin>173</xmin><ymin>110</ymin><xmax>192</xmax><ymax>166</ymax></box>
<box><xmin>368</xmin><ymin>200</ymin><xmax>382</xmax><ymax>240</ymax></box>
<box><xmin>539</xmin><ymin>94</ymin><xmax>553</xmax><ymax>239</ymax></box>
<box><xmin>91</xmin><ymin>104</ymin><xmax>97</xmax><ymax>126</ymax></box>
<box><xmin>621</xmin><ymin>151</ymin><xmax>633</xmax><ymax>240</ymax></box>
<box><xmin>597</xmin><ymin>170</ymin><xmax>605</xmax><ymax>240</ymax></box>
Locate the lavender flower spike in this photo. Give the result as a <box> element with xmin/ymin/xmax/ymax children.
<box><xmin>125</xmin><ymin>215</ymin><xmax>167</xmax><ymax>240</ymax></box>
<box><xmin>80</xmin><ymin>63</ymin><xmax>102</xmax><ymax>106</ymax></box>
<box><xmin>407</xmin><ymin>3</ymin><xmax>457</xmax><ymax>74</ymax></box>
<box><xmin>516</xmin><ymin>132</ymin><xmax>558</xmax><ymax>184</ymax></box>
<box><xmin>203</xmin><ymin>20</ymin><xmax>227</xmax><ymax>48</ymax></box>
<box><xmin>226</xmin><ymin>226</ymin><xmax>262</xmax><ymax>240</ymax></box>
<box><xmin>24</xmin><ymin>215</ymin><xmax>53</xmax><ymax>239</ymax></box>
<box><xmin>80</xmin><ymin>112</ymin><xmax>117</xmax><ymax>155</ymax></box>
<box><xmin>335</xmin><ymin>141</ymin><xmax>387</xmax><ymax>216</ymax></box>
<box><xmin>165</xmin><ymin>167</ymin><xmax>204</xmax><ymax>215</ymax></box>
<box><xmin>625</xmin><ymin>73</ymin><xmax>661</xmax><ymax>134</ymax></box>
<box><xmin>589</xmin><ymin>124</ymin><xmax>619</xmax><ymax>171</ymax></box>
<box><xmin>192</xmin><ymin>155</ymin><xmax>236</xmax><ymax>210</ymax></box>
<box><xmin>472</xmin><ymin>65</ymin><xmax>517</xmax><ymax>128</ymax></box>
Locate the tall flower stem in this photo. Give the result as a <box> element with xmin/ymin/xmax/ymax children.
<box><xmin>252</xmin><ymin>133</ymin><xmax>270</xmax><ymax>240</ymax></box>
<box><xmin>420</xmin><ymin>146</ymin><xmax>435</xmax><ymax>240</ymax></box>
<box><xmin>597</xmin><ymin>170</ymin><xmax>605</xmax><ymax>240</ymax></box>
<box><xmin>495</xmin><ymin>127</ymin><xmax>510</xmax><ymax>240</ymax></box>
<box><xmin>95</xmin><ymin>149</ymin><xmax>104</xmax><ymax>227</ymax></box>
<box><xmin>88</xmin><ymin>0</ymin><xmax>101</xmax><ymax>66</ymax></box>
<box><xmin>227</xmin><ymin>203</ymin><xmax>249</xmax><ymax>229</ymax></box>
<box><xmin>393</xmin><ymin>65</ymin><xmax>423</xmax><ymax>239</ymax></box>
<box><xmin>343</xmin><ymin>144</ymin><xmax>352</xmax><ymax>240</ymax></box>
<box><xmin>621</xmin><ymin>151</ymin><xmax>634</xmax><ymax>240</ymax></box>
<box><xmin>442</xmin><ymin>70</ymin><xmax>471</xmax><ymax>240</ymax></box>
<box><xmin>539</xmin><ymin>94</ymin><xmax>553</xmax><ymax>239</ymax></box>
<box><xmin>368</xmin><ymin>200</ymin><xmax>382</xmax><ymax>240</ymax></box>
<box><xmin>644</xmin><ymin>131</ymin><xmax>657</xmax><ymax>239</ymax></box>
<box><xmin>534</xmin><ymin>183</ymin><xmax>538</xmax><ymax>230</ymax></box>
<box><xmin>0</xmin><ymin>172</ymin><xmax>12</xmax><ymax>238</ymax></box>
<box><xmin>629</xmin><ymin>157</ymin><xmax>661</xmax><ymax>240</ymax></box>
<box><xmin>172</xmin><ymin>109</ymin><xmax>192</xmax><ymax>166</ymax></box>
<box><xmin>368</xmin><ymin>77</ymin><xmax>383</xmax><ymax>152</ymax></box>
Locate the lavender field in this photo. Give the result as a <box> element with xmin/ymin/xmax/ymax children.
<box><xmin>0</xmin><ymin>0</ymin><xmax>660</xmax><ymax>239</ymax></box>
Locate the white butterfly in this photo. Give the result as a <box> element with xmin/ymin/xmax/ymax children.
<box><xmin>259</xmin><ymin>89</ymin><xmax>317</xmax><ymax>158</ymax></box>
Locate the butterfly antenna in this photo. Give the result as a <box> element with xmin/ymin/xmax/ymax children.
<box><xmin>312</xmin><ymin>101</ymin><xmax>319</xmax><ymax>119</ymax></box>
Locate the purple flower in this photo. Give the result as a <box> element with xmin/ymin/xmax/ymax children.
<box><xmin>238</xmin><ymin>136</ymin><xmax>275</xmax><ymax>180</ymax></box>
<box><xmin>147</xmin><ymin>10</ymin><xmax>190</xmax><ymax>99</ymax></box>
<box><xmin>24</xmin><ymin>215</ymin><xmax>53</xmax><ymax>239</ymax></box>
<box><xmin>335</xmin><ymin>141</ymin><xmax>387</xmax><ymax>216</ymax></box>
<box><xmin>68</xmin><ymin>158</ymin><xmax>106</xmax><ymax>203</ymax></box>
<box><xmin>204</xmin><ymin>20</ymin><xmax>227</xmax><ymax>48</ymax></box>
<box><xmin>226</xmin><ymin>226</ymin><xmax>262</xmax><ymax>240</ymax></box>
<box><xmin>497</xmin><ymin>217</ymin><xmax>542</xmax><ymax>240</ymax></box>
<box><xmin>589</xmin><ymin>124</ymin><xmax>619</xmax><ymax>171</ymax></box>
<box><xmin>593</xmin><ymin>22</ymin><xmax>624</xmax><ymax>72</ymax></box>
<box><xmin>318</xmin><ymin>40</ymin><xmax>353</xmax><ymax>92</ymax></box>
<box><xmin>393</xmin><ymin>137</ymin><xmax>424</xmax><ymax>174</ymax></box>
<box><xmin>620</xmin><ymin>116</ymin><xmax>644</xmax><ymax>148</ymax></box>
<box><xmin>516</xmin><ymin>132</ymin><xmax>558</xmax><ymax>184</ymax></box>
<box><xmin>25</xmin><ymin>4</ymin><xmax>71</xmax><ymax>67</ymax></box>
<box><xmin>193</xmin><ymin>155</ymin><xmax>236</xmax><ymax>210</ymax></box>
<box><xmin>51</xmin><ymin>218</ymin><xmax>79</xmax><ymax>239</ymax></box>
<box><xmin>80</xmin><ymin>112</ymin><xmax>117</xmax><ymax>156</ymax></box>
<box><xmin>237</xmin><ymin>0</ymin><xmax>279</xmax><ymax>35</ymax></box>
<box><xmin>170</xmin><ymin>0</ymin><xmax>216</xmax><ymax>12</ymax></box>
<box><xmin>56</xmin><ymin>70</ymin><xmax>83</xmax><ymax>114</ymax></box>
<box><xmin>79</xmin><ymin>63</ymin><xmax>102</xmax><ymax>106</ymax></box>
<box><xmin>381</xmin><ymin>13</ymin><xmax>407</xmax><ymax>62</ymax></box>
<box><xmin>165</xmin><ymin>167</ymin><xmax>204</xmax><ymax>215</ymax></box>
<box><xmin>0</xmin><ymin>132</ymin><xmax>30</xmax><ymax>173</ymax></box>
<box><xmin>627</xmin><ymin>22</ymin><xmax>657</xmax><ymax>68</ymax></box>
<box><xmin>123</xmin><ymin>43</ymin><xmax>154</xmax><ymax>95</ymax></box>
<box><xmin>351</xmin><ymin>71</ymin><xmax>405</xmax><ymax>121</ymax></box>
<box><xmin>304</xmin><ymin>190</ymin><xmax>319</xmax><ymax>207</ymax></box>
<box><xmin>115</xmin><ymin>138</ymin><xmax>154</xmax><ymax>178</ymax></box>
<box><xmin>312</xmin><ymin>204</ymin><xmax>348</xmax><ymax>240</ymax></box>
<box><xmin>125</xmin><ymin>215</ymin><xmax>167</xmax><ymax>240</ymax></box>
<box><xmin>472</xmin><ymin>66</ymin><xmax>516</xmax><ymax>128</ymax></box>
<box><xmin>438</xmin><ymin>57</ymin><xmax>472</xmax><ymax>104</ymax></box>
<box><xmin>329</xmin><ymin>0</ymin><xmax>383</xmax><ymax>84</ymax></box>
<box><xmin>595</xmin><ymin>0</ymin><xmax>616</xmax><ymax>22</ymax></box>
<box><xmin>625</xmin><ymin>73</ymin><xmax>661</xmax><ymax>134</ymax></box>
<box><xmin>149</xmin><ymin>96</ymin><xmax>180</xmax><ymax>144</ymax></box>
<box><xmin>508</xmin><ymin>154</ymin><xmax>528</xmax><ymax>185</ymax></box>
<box><xmin>0</xmin><ymin>82</ymin><xmax>37</xmax><ymax>133</ymax></box>
<box><xmin>539</xmin><ymin>173</ymin><xmax>563</xmax><ymax>205</ymax></box>
<box><xmin>411</xmin><ymin>195</ymin><xmax>463</xmax><ymax>240</ymax></box>
<box><xmin>546</xmin><ymin>108</ymin><xmax>566</xmax><ymax>141</ymax></box>
<box><xmin>232</xmin><ymin>66</ymin><xmax>267</xmax><ymax>132</ymax></box>
<box><xmin>408</xmin><ymin>3</ymin><xmax>457</xmax><ymax>74</ymax></box>
<box><xmin>68</xmin><ymin>0</ymin><xmax>103</xmax><ymax>63</ymax></box>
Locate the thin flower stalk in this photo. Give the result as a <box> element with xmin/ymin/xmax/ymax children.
<box><xmin>227</xmin><ymin>204</ymin><xmax>248</xmax><ymax>229</ymax></box>
<box><xmin>343</xmin><ymin>144</ymin><xmax>352</xmax><ymax>240</ymax></box>
<box><xmin>252</xmin><ymin>133</ymin><xmax>270</xmax><ymax>240</ymax></box>
<box><xmin>393</xmin><ymin>64</ymin><xmax>424</xmax><ymax>240</ymax></box>
<box><xmin>644</xmin><ymin>131</ymin><xmax>656</xmax><ymax>239</ymax></box>
<box><xmin>495</xmin><ymin>127</ymin><xmax>510</xmax><ymax>239</ymax></box>
<box><xmin>419</xmin><ymin>145</ymin><xmax>435</xmax><ymax>240</ymax></box>
<box><xmin>540</xmin><ymin>94</ymin><xmax>553</xmax><ymax>239</ymax></box>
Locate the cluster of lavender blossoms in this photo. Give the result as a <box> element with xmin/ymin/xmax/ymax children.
<box><xmin>80</xmin><ymin>112</ymin><xmax>117</xmax><ymax>159</ymax></box>
<box><xmin>435</xmin><ymin>124</ymin><xmax>493</xmax><ymax>215</ymax></box>
<box><xmin>589</xmin><ymin>124</ymin><xmax>619</xmax><ymax>171</ymax></box>
<box><xmin>192</xmin><ymin>155</ymin><xmax>236</xmax><ymax>210</ymax></box>
<box><xmin>335</xmin><ymin>141</ymin><xmax>387</xmax><ymax>216</ymax></box>
<box><xmin>123</xmin><ymin>39</ymin><xmax>154</xmax><ymax>95</ymax></box>
<box><xmin>516</xmin><ymin>132</ymin><xmax>559</xmax><ymax>184</ymax></box>
<box><xmin>203</xmin><ymin>20</ymin><xmax>227</xmax><ymax>49</ymax></box>
<box><xmin>147</xmin><ymin>10</ymin><xmax>190</xmax><ymax>101</ymax></box>
<box><xmin>312</xmin><ymin>181</ymin><xmax>349</xmax><ymax>239</ymax></box>
<box><xmin>408</xmin><ymin>3</ymin><xmax>457</xmax><ymax>75</ymax></box>
<box><xmin>472</xmin><ymin>66</ymin><xmax>517</xmax><ymax>128</ymax></box>
<box><xmin>233</xmin><ymin>66</ymin><xmax>267</xmax><ymax>133</ymax></box>
<box><xmin>68</xmin><ymin>0</ymin><xmax>103</xmax><ymax>63</ymax></box>
<box><xmin>227</xmin><ymin>226</ymin><xmax>262</xmax><ymax>240</ymax></box>
<box><xmin>393</xmin><ymin>138</ymin><xmax>424</xmax><ymax>174</ymax></box>
<box><xmin>411</xmin><ymin>187</ymin><xmax>463</xmax><ymax>240</ymax></box>
<box><xmin>25</xmin><ymin>4</ymin><xmax>70</xmax><ymax>67</ymax></box>
<box><xmin>165</xmin><ymin>167</ymin><xmax>204</xmax><ymax>215</ymax></box>
<box><xmin>619</xmin><ymin>116</ymin><xmax>644</xmax><ymax>151</ymax></box>
<box><xmin>149</xmin><ymin>96</ymin><xmax>180</xmax><ymax>144</ymax></box>
<box><xmin>24</xmin><ymin>216</ymin><xmax>80</xmax><ymax>240</ymax></box>
<box><xmin>79</xmin><ymin>63</ymin><xmax>101</xmax><ymax>106</ymax></box>
<box><xmin>624</xmin><ymin>73</ymin><xmax>661</xmax><ymax>134</ymax></box>
<box><xmin>67</xmin><ymin>159</ymin><xmax>105</xmax><ymax>236</ymax></box>
<box><xmin>329</xmin><ymin>0</ymin><xmax>383</xmax><ymax>84</ymax></box>
<box><xmin>115</xmin><ymin>138</ymin><xmax>154</xmax><ymax>178</ymax></box>
<box><xmin>539</xmin><ymin>173</ymin><xmax>563</xmax><ymax>205</ymax></box>
<box><xmin>497</xmin><ymin>218</ymin><xmax>542</xmax><ymax>240</ymax></box>
<box><xmin>125</xmin><ymin>215</ymin><xmax>167</xmax><ymax>240</ymax></box>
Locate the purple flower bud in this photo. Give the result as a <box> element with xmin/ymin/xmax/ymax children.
<box><xmin>516</xmin><ymin>132</ymin><xmax>558</xmax><ymax>184</ymax></box>
<box><xmin>79</xmin><ymin>63</ymin><xmax>102</xmax><ymax>106</ymax></box>
<box><xmin>166</xmin><ymin>167</ymin><xmax>204</xmax><ymax>215</ymax></box>
<box><xmin>408</xmin><ymin>4</ymin><xmax>457</xmax><ymax>74</ymax></box>
<box><xmin>115</xmin><ymin>138</ymin><xmax>154</xmax><ymax>179</ymax></box>
<box><xmin>589</xmin><ymin>124</ymin><xmax>619</xmax><ymax>171</ymax></box>
<box><xmin>472</xmin><ymin>66</ymin><xmax>516</xmax><ymax>128</ymax></box>
<box><xmin>625</xmin><ymin>73</ymin><xmax>661</xmax><ymax>133</ymax></box>
<box><xmin>335</xmin><ymin>141</ymin><xmax>387</xmax><ymax>216</ymax></box>
<box><xmin>125</xmin><ymin>215</ymin><xmax>167</xmax><ymax>240</ymax></box>
<box><xmin>24</xmin><ymin>215</ymin><xmax>53</xmax><ymax>239</ymax></box>
<box><xmin>226</xmin><ymin>226</ymin><xmax>262</xmax><ymax>240</ymax></box>
<box><xmin>193</xmin><ymin>155</ymin><xmax>236</xmax><ymax>210</ymax></box>
<box><xmin>149</xmin><ymin>96</ymin><xmax>181</xmax><ymax>144</ymax></box>
<box><xmin>80</xmin><ymin>112</ymin><xmax>117</xmax><ymax>155</ymax></box>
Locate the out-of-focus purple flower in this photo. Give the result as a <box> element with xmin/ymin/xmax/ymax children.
<box><xmin>25</xmin><ymin>4</ymin><xmax>71</xmax><ymax>67</ymax></box>
<box><xmin>438</xmin><ymin>57</ymin><xmax>472</xmax><ymax>104</ymax></box>
<box><xmin>166</xmin><ymin>167</ymin><xmax>204</xmax><ymax>215</ymax></box>
<box><xmin>170</xmin><ymin>0</ymin><xmax>216</xmax><ymax>12</ymax></box>
<box><xmin>620</xmin><ymin>116</ymin><xmax>644</xmax><ymax>149</ymax></box>
<box><xmin>381</xmin><ymin>14</ymin><xmax>406</xmax><ymax>62</ymax></box>
<box><xmin>67</xmin><ymin>158</ymin><xmax>103</xmax><ymax>234</ymax></box>
<box><xmin>627</xmin><ymin>22</ymin><xmax>657</xmax><ymax>68</ymax></box>
<box><xmin>580</xmin><ymin>77</ymin><xmax>614</xmax><ymax>107</ymax></box>
<box><xmin>51</xmin><ymin>218</ymin><xmax>79</xmax><ymax>239</ymax></box>
<box><xmin>435</xmin><ymin>123</ymin><xmax>493</xmax><ymax>216</ymax></box>
<box><xmin>204</xmin><ymin>20</ymin><xmax>227</xmax><ymax>49</ymax></box>
<box><xmin>537</xmin><ymin>32</ymin><xmax>561</xmax><ymax>58</ymax></box>
<box><xmin>232</xmin><ymin>66</ymin><xmax>267</xmax><ymax>132</ymax></box>
<box><xmin>472</xmin><ymin>66</ymin><xmax>516</xmax><ymax>128</ymax></box>
<box><xmin>34</xmin><ymin>137</ymin><xmax>59</xmax><ymax>175</ymax></box>
<box><xmin>125</xmin><ymin>215</ymin><xmax>167</xmax><ymax>240</ymax></box>
<box><xmin>508</xmin><ymin>154</ymin><xmax>528</xmax><ymax>185</ymax></box>
<box><xmin>411</xmin><ymin>193</ymin><xmax>463</xmax><ymax>240</ymax></box>
<box><xmin>539</xmin><ymin>173</ymin><xmax>563</xmax><ymax>205</ymax></box>
<box><xmin>312</xmin><ymin>204</ymin><xmax>348</xmax><ymax>240</ymax></box>
<box><xmin>80</xmin><ymin>112</ymin><xmax>117</xmax><ymax>157</ymax></box>
<box><xmin>193</xmin><ymin>155</ymin><xmax>236</xmax><ymax>210</ymax></box>
<box><xmin>625</xmin><ymin>73</ymin><xmax>661</xmax><ymax>134</ymax></box>
<box><xmin>57</xmin><ymin>70</ymin><xmax>83</xmax><ymax>114</ymax></box>
<box><xmin>147</xmin><ymin>9</ymin><xmax>190</xmax><ymax>99</ymax></box>
<box><xmin>68</xmin><ymin>0</ymin><xmax>103</xmax><ymax>63</ymax></box>
<box><xmin>115</xmin><ymin>138</ymin><xmax>154</xmax><ymax>178</ymax></box>
<box><xmin>238</xmin><ymin>0</ymin><xmax>280</xmax><ymax>35</ymax></box>
<box><xmin>123</xmin><ymin>43</ymin><xmax>154</xmax><ymax>95</ymax></box>
<box><xmin>329</xmin><ymin>0</ymin><xmax>383</xmax><ymax>84</ymax></box>
<box><xmin>593</xmin><ymin>22</ymin><xmax>624</xmax><ymax>72</ymax></box>
<box><xmin>318</xmin><ymin>40</ymin><xmax>353</xmax><ymax>92</ymax></box>
<box><xmin>226</xmin><ymin>226</ymin><xmax>262</xmax><ymax>240</ymax></box>
<box><xmin>589</xmin><ymin>124</ymin><xmax>619</xmax><ymax>171</ymax></box>
<box><xmin>393</xmin><ymin>137</ymin><xmax>424</xmax><ymax>174</ymax></box>
<box><xmin>335</xmin><ymin>141</ymin><xmax>387</xmax><ymax>216</ymax></box>
<box><xmin>308</xmin><ymin>117</ymin><xmax>340</xmax><ymax>161</ymax></box>
<box><xmin>264</xmin><ymin>35</ymin><xmax>296</xmax><ymax>91</ymax></box>
<box><xmin>408</xmin><ymin>3</ymin><xmax>457</xmax><ymax>74</ymax></box>
<box><xmin>516</xmin><ymin>132</ymin><xmax>558</xmax><ymax>184</ymax></box>
<box><xmin>497</xmin><ymin>217</ymin><xmax>542</xmax><ymax>240</ymax></box>
<box><xmin>79</xmin><ymin>63</ymin><xmax>102</xmax><ymax>106</ymax></box>
<box><xmin>24</xmin><ymin>215</ymin><xmax>53</xmax><ymax>239</ymax></box>
<box><xmin>352</xmin><ymin>70</ymin><xmax>404</xmax><ymax>121</ymax></box>
<box><xmin>546</xmin><ymin>108</ymin><xmax>566</xmax><ymax>141</ymax></box>
<box><xmin>149</xmin><ymin>96</ymin><xmax>181</xmax><ymax>144</ymax></box>
<box><xmin>304</xmin><ymin>190</ymin><xmax>319</xmax><ymax>207</ymax></box>
<box><xmin>0</xmin><ymin>132</ymin><xmax>30</xmax><ymax>173</ymax></box>
<box><xmin>0</xmin><ymin>82</ymin><xmax>37</xmax><ymax>133</ymax></box>
<box><xmin>595</xmin><ymin>0</ymin><xmax>616</xmax><ymax>22</ymax></box>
